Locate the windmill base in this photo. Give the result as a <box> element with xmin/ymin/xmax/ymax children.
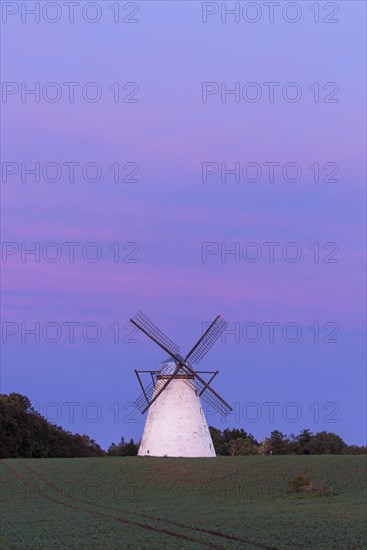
<box><xmin>138</xmin><ymin>377</ymin><xmax>216</xmax><ymax>458</ymax></box>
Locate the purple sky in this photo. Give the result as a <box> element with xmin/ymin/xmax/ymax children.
<box><xmin>2</xmin><ymin>1</ymin><xmax>366</xmax><ymax>448</ymax></box>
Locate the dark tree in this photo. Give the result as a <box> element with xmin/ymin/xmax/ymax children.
<box><xmin>0</xmin><ymin>393</ymin><xmax>105</xmax><ymax>458</ymax></box>
<box><xmin>307</xmin><ymin>431</ymin><xmax>346</xmax><ymax>454</ymax></box>
<box><xmin>107</xmin><ymin>436</ymin><xmax>139</xmax><ymax>456</ymax></box>
<box><xmin>209</xmin><ymin>426</ymin><xmax>259</xmax><ymax>455</ymax></box>
<box><xmin>290</xmin><ymin>428</ymin><xmax>314</xmax><ymax>454</ymax></box>
<box><xmin>208</xmin><ymin>426</ymin><xmax>224</xmax><ymax>454</ymax></box>
<box><xmin>267</xmin><ymin>430</ymin><xmax>290</xmax><ymax>455</ymax></box>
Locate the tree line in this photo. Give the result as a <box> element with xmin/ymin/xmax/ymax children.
<box><xmin>208</xmin><ymin>427</ymin><xmax>366</xmax><ymax>455</ymax></box>
<box><xmin>1</xmin><ymin>394</ymin><xmax>365</xmax><ymax>458</ymax></box>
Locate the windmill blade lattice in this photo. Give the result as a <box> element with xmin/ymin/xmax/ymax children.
<box><xmin>186</xmin><ymin>316</ymin><xmax>227</xmax><ymax>364</ymax></box>
<box><xmin>134</xmin><ymin>379</ymin><xmax>156</xmax><ymax>412</ymax></box>
<box><xmin>131</xmin><ymin>311</ymin><xmax>180</xmax><ymax>358</ymax></box>
<box><xmin>183</xmin><ymin>377</ymin><xmax>231</xmax><ymax>418</ymax></box>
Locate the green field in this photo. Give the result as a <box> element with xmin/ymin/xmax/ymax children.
<box><xmin>1</xmin><ymin>456</ymin><xmax>366</xmax><ymax>549</ymax></box>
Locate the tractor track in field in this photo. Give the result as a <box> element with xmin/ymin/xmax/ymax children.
<box><xmin>2</xmin><ymin>461</ymin><xmax>223</xmax><ymax>550</ymax></box>
<box><xmin>7</xmin><ymin>461</ymin><xmax>281</xmax><ymax>550</ymax></box>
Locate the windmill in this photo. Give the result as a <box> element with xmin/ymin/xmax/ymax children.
<box><xmin>130</xmin><ymin>311</ymin><xmax>232</xmax><ymax>457</ymax></box>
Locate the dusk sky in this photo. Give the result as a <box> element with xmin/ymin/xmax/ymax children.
<box><xmin>2</xmin><ymin>1</ymin><xmax>366</xmax><ymax>449</ymax></box>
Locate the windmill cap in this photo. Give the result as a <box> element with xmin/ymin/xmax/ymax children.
<box><xmin>161</xmin><ymin>355</ymin><xmax>184</xmax><ymax>364</ymax></box>
<box><xmin>159</xmin><ymin>356</ymin><xmax>186</xmax><ymax>375</ymax></box>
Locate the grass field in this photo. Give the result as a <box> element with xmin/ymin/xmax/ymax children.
<box><xmin>1</xmin><ymin>456</ymin><xmax>366</xmax><ymax>549</ymax></box>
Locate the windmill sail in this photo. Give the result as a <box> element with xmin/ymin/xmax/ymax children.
<box><xmin>183</xmin><ymin>374</ymin><xmax>232</xmax><ymax>418</ymax></box>
<box><xmin>185</xmin><ymin>316</ymin><xmax>228</xmax><ymax>364</ymax></box>
<box><xmin>130</xmin><ymin>311</ymin><xmax>180</xmax><ymax>359</ymax></box>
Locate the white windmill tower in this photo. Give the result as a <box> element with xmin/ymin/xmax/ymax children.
<box><xmin>130</xmin><ymin>311</ymin><xmax>232</xmax><ymax>458</ymax></box>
